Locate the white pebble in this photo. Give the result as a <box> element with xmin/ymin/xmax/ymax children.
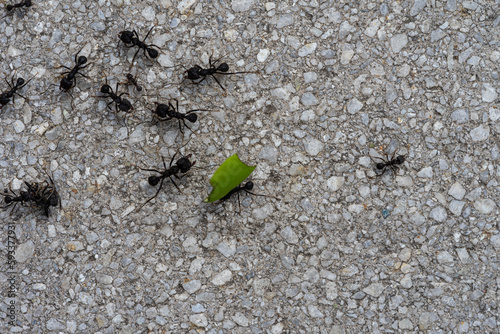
<box><xmin>257</xmin><ymin>49</ymin><xmax>270</xmax><ymax>62</ymax></box>
<box><xmin>327</xmin><ymin>176</ymin><xmax>344</xmax><ymax>192</ymax></box>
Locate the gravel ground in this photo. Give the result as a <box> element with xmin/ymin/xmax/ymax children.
<box><xmin>1</xmin><ymin>0</ymin><xmax>499</xmax><ymax>333</ymax></box>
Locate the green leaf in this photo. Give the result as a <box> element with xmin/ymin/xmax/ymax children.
<box><xmin>204</xmin><ymin>154</ymin><xmax>256</xmax><ymax>203</ymax></box>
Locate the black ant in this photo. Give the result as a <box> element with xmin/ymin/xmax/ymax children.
<box><xmin>0</xmin><ymin>73</ymin><xmax>36</xmax><ymax>110</ymax></box>
<box><xmin>26</xmin><ymin>176</ymin><xmax>61</xmax><ymax>216</ymax></box>
<box><xmin>2</xmin><ymin>0</ymin><xmax>32</xmax><ymax>18</ymax></box>
<box><xmin>98</xmin><ymin>79</ymin><xmax>133</xmax><ymax>114</ymax></box>
<box><xmin>369</xmin><ymin>148</ymin><xmax>406</xmax><ymax>176</ymax></box>
<box><xmin>1</xmin><ymin>185</ymin><xmax>33</xmax><ymax>212</ymax></box>
<box><xmin>125</xmin><ymin>73</ymin><xmax>142</xmax><ymax>91</ymax></box>
<box><xmin>1</xmin><ymin>175</ymin><xmax>60</xmax><ymax>216</ymax></box>
<box><xmin>183</xmin><ymin>52</ymin><xmax>259</xmax><ymax>93</ymax></box>
<box><xmin>138</xmin><ymin>152</ymin><xmax>195</xmax><ymax>210</ymax></box>
<box><xmin>59</xmin><ymin>45</ymin><xmax>89</xmax><ymax>92</ymax></box>
<box><xmin>118</xmin><ymin>25</ymin><xmax>162</xmax><ymax>69</ymax></box>
<box><xmin>152</xmin><ymin>98</ymin><xmax>209</xmax><ymax>133</ymax></box>
<box><xmin>219</xmin><ymin>181</ymin><xmax>279</xmax><ymax>212</ymax></box>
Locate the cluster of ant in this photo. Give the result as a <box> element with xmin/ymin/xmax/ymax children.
<box><xmin>2</xmin><ymin>1</ymin><xmax>406</xmax><ymax>217</ymax></box>
<box><xmin>1</xmin><ymin>2</ymin><xmax>266</xmax><ymax>216</ymax></box>
<box><xmin>1</xmin><ymin>173</ymin><xmax>60</xmax><ymax>217</ymax></box>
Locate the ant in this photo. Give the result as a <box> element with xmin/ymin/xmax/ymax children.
<box><xmin>183</xmin><ymin>52</ymin><xmax>259</xmax><ymax>93</ymax></box>
<box><xmin>98</xmin><ymin>79</ymin><xmax>133</xmax><ymax>114</ymax></box>
<box><xmin>26</xmin><ymin>176</ymin><xmax>61</xmax><ymax>216</ymax></box>
<box><xmin>59</xmin><ymin>45</ymin><xmax>89</xmax><ymax>92</ymax></box>
<box><xmin>2</xmin><ymin>0</ymin><xmax>32</xmax><ymax>18</ymax></box>
<box><xmin>369</xmin><ymin>148</ymin><xmax>406</xmax><ymax>176</ymax></box>
<box><xmin>219</xmin><ymin>181</ymin><xmax>279</xmax><ymax>212</ymax></box>
<box><xmin>138</xmin><ymin>151</ymin><xmax>195</xmax><ymax>210</ymax></box>
<box><xmin>119</xmin><ymin>24</ymin><xmax>162</xmax><ymax>69</ymax></box>
<box><xmin>1</xmin><ymin>175</ymin><xmax>60</xmax><ymax>216</ymax></box>
<box><xmin>0</xmin><ymin>73</ymin><xmax>36</xmax><ymax>110</ymax></box>
<box><xmin>1</xmin><ymin>185</ymin><xmax>33</xmax><ymax>212</ymax></box>
<box><xmin>125</xmin><ymin>73</ymin><xmax>142</xmax><ymax>91</ymax></box>
<box><xmin>152</xmin><ymin>98</ymin><xmax>209</xmax><ymax>133</ymax></box>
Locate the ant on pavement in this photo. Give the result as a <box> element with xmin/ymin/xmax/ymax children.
<box><xmin>125</xmin><ymin>73</ymin><xmax>142</xmax><ymax>92</ymax></box>
<box><xmin>183</xmin><ymin>52</ymin><xmax>259</xmax><ymax>93</ymax></box>
<box><xmin>119</xmin><ymin>24</ymin><xmax>162</xmax><ymax>69</ymax></box>
<box><xmin>1</xmin><ymin>186</ymin><xmax>33</xmax><ymax>212</ymax></box>
<box><xmin>0</xmin><ymin>73</ymin><xmax>36</xmax><ymax>110</ymax></box>
<box><xmin>59</xmin><ymin>45</ymin><xmax>89</xmax><ymax>92</ymax></box>
<box><xmin>220</xmin><ymin>181</ymin><xmax>279</xmax><ymax>212</ymax></box>
<box><xmin>152</xmin><ymin>98</ymin><xmax>209</xmax><ymax>133</ymax></box>
<box><xmin>1</xmin><ymin>174</ymin><xmax>60</xmax><ymax>216</ymax></box>
<box><xmin>138</xmin><ymin>151</ymin><xmax>195</xmax><ymax>210</ymax></box>
<box><xmin>369</xmin><ymin>148</ymin><xmax>406</xmax><ymax>176</ymax></box>
<box><xmin>98</xmin><ymin>79</ymin><xmax>133</xmax><ymax>114</ymax></box>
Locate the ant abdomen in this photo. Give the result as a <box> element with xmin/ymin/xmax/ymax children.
<box><xmin>148</xmin><ymin>176</ymin><xmax>161</xmax><ymax>186</ymax></box>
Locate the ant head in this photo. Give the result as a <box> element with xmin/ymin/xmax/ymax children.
<box><xmin>186</xmin><ymin>67</ymin><xmax>201</xmax><ymax>80</ymax></box>
<box><xmin>16</xmin><ymin>78</ymin><xmax>25</xmax><ymax>86</ymax></box>
<box><xmin>119</xmin><ymin>31</ymin><xmax>134</xmax><ymax>44</ymax></box>
<box><xmin>127</xmin><ymin>73</ymin><xmax>134</xmax><ymax>80</ymax></box>
<box><xmin>26</xmin><ymin>0</ymin><xmax>33</xmax><ymax>5</ymax></box>
<box><xmin>147</xmin><ymin>48</ymin><xmax>159</xmax><ymax>59</ymax></box>
<box><xmin>155</xmin><ymin>103</ymin><xmax>170</xmax><ymax>118</ymax></box>
<box><xmin>376</xmin><ymin>163</ymin><xmax>386</xmax><ymax>170</ymax></box>
<box><xmin>176</xmin><ymin>155</ymin><xmax>193</xmax><ymax>173</ymax></box>
<box><xmin>243</xmin><ymin>181</ymin><xmax>254</xmax><ymax>190</ymax></box>
<box><xmin>217</xmin><ymin>63</ymin><xmax>229</xmax><ymax>72</ymax></box>
<box><xmin>6</xmin><ymin>4</ymin><xmax>14</xmax><ymax>10</ymax></box>
<box><xmin>60</xmin><ymin>77</ymin><xmax>73</xmax><ymax>91</ymax></box>
<box><xmin>100</xmin><ymin>84</ymin><xmax>112</xmax><ymax>94</ymax></box>
<box><xmin>186</xmin><ymin>113</ymin><xmax>197</xmax><ymax>123</ymax></box>
<box><xmin>77</xmin><ymin>56</ymin><xmax>87</xmax><ymax>65</ymax></box>
<box><xmin>148</xmin><ymin>176</ymin><xmax>161</xmax><ymax>186</ymax></box>
<box><xmin>396</xmin><ymin>155</ymin><xmax>405</xmax><ymax>164</ymax></box>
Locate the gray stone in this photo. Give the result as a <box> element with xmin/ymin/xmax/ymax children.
<box><xmin>212</xmin><ymin>270</ymin><xmax>232</xmax><ymax>286</ymax></box>
<box><xmin>491</xmin><ymin>235</ymin><xmax>500</xmax><ymax>249</ymax></box>
<box><xmin>417</xmin><ymin>167</ymin><xmax>433</xmax><ymax>178</ymax></box>
<box><xmin>216</xmin><ymin>239</ymin><xmax>236</xmax><ymax>258</ymax></box>
<box><xmin>450</xmin><ymin>109</ymin><xmax>469</xmax><ymax>123</ymax></box>
<box><xmin>327</xmin><ymin>176</ymin><xmax>344</xmax><ymax>192</ymax></box>
<box><xmin>448</xmin><ymin>182</ymin><xmax>466</xmax><ymax>200</ymax></box>
<box><xmin>280</xmin><ymin>226</ymin><xmax>299</xmax><ymax>244</ymax></box>
<box><xmin>189</xmin><ymin>314</ymin><xmax>208</xmax><ymax>327</ymax></box>
<box><xmin>474</xmin><ymin>199</ymin><xmax>496</xmax><ymax>214</ymax></box>
<box><xmin>231</xmin><ymin>0</ymin><xmax>255</xmax><ymax>12</ymax></box>
<box><xmin>298</xmin><ymin>43</ymin><xmax>317</xmax><ymax>57</ymax></box>
<box><xmin>419</xmin><ymin>312</ymin><xmax>439</xmax><ymax>330</ymax></box>
<box><xmin>449</xmin><ymin>200</ymin><xmax>465</xmax><ymax>216</ymax></box>
<box><xmin>182</xmin><ymin>280</ymin><xmax>202</xmax><ymax>294</ymax></box>
<box><xmin>400</xmin><ymin>274</ymin><xmax>412</xmax><ymax>289</ymax></box>
<box><xmin>15</xmin><ymin>240</ymin><xmax>34</xmax><ymax>263</ymax></box>
<box><xmin>347</xmin><ymin>98</ymin><xmax>363</xmax><ymax>114</ymax></box>
<box><xmin>430</xmin><ymin>206</ymin><xmax>447</xmax><ymax>222</ymax></box>
<box><xmin>410</xmin><ymin>0</ymin><xmax>427</xmax><ymax>15</ymax></box>
<box><xmin>391</xmin><ymin>34</ymin><xmax>408</xmax><ymax>52</ymax></box>
<box><xmin>232</xmin><ymin>312</ymin><xmax>249</xmax><ymax>326</ymax></box>
<box><xmin>301</xmin><ymin>92</ymin><xmax>318</xmax><ymax>106</ymax></box>
<box><xmin>437</xmin><ymin>251</ymin><xmax>454</xmax><ymax>263</ymax></box>
<box><xmin>304</xmin><ymin>137</ymin><xmax>324</xmax><ymax>156</ymax></box>
<box><xmin>47</xmin><ymin>319</ymin><xmax>66</xmax><ymax>331</ymax></box>
<box><xmin>363</xmin><ymin>283</ymin><xmax>385</xmax><ymax>297</ymax></box>
<box><xmin>470</xmin><ymin>125</ymin><xmax>490</xmax><ymax>141</ymax></box>
<box><xmin>308</xmin><ymin>305</ymin><xmax>324</xmax><ymax>318</ymax></box>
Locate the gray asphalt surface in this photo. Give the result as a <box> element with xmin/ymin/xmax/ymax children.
<box><xmin>1</xmin><ymin>0</ymin><xmax>499</xmax><ymax>333</ymax></box>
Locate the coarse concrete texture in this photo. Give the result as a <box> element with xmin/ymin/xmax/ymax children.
<box><xmin>1</xmin><ymin>0</ymin><xmax>499</xmax><ymax>333</ymax></box>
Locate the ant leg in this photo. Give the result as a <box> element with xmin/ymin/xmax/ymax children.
<box><xmin>211</xmin><ymin>75</ymin><xmax>227</xmax><ymax>96</ymax></box>
<box><xmin>169</xmin><ymin>176</ymin><xmax>183</xmax><ymax>193</ymax></box>
<box><xmin>129</xmin><ymin>48</ymin><xmax>141</xmax><ymax>71</ymax></box>
<box><xmin>143</xmin><ymin>23</ymin><xmax>157</xmax><ymax>42</ymax></box>
<box><xmin>139</xmin><ymin>176</ymin><xmax>165</xmax><ymax>210</ymax></box>
<box><xmin>237</xmin><ymin>191</ymin><xmax>241</xmax><ymax>214</ymax></box>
